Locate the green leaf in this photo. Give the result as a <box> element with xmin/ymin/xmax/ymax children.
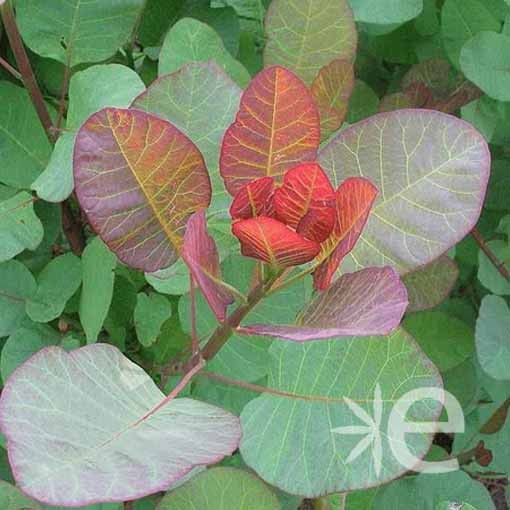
<box><xmin>478</xmin><ymin>240</ymin><xmax>510</xmax><ymax>295</ymax></box>
<box><xmin>158</xmin><ymin>467</ymin><xmax>280</xmax><ymax>509</ymax></box>
<box><xmin>318</xmin><ymin>109</ymin><xmax>490</xmax><ymax>275</ymax></box>
<box><xmin>441</xmin><ymin>0</ymin><xmax>500</xmax><ymax>69</ymax></box>
<box><xmin>132</xmin><ymin>61</ymin><xmax>241</xmax><ymax>218</ymax></box>
<box><xmin>350</xmin><ymin>0</ymin><xmax>423</xmax><ymax>25</ymax></box>
<box><xmin>134</xmin><ymin>293</ymin><xmax>172</xmax><ymax>347</ymax></box>
<box><xmin>476</xmin><ymin>295</ymin><xmax>510</xmax><ymax>380</ymax></box>
<box><xmin>1</xmin><ymin>323</ymin><xmax>60</xmax><ymax>382</ymax></box>
<box><xmin>485</xmin><ymin>160</ymin><xmax>510</xmax><ymax>210</ymax></box>
<box><xmin>159</xmin><ymin>18</ymin><xmax>250</xmax><ymax>87</ymax></box>
<box><xmin>33</xmin><ymin>64</ymin><xmax>145</xmax><ymax>202</ymax></box>
<box><xmin>264</xmin><ymin>0</ymin><xmax>357</xmax><ymax>84</ymax></box>
<box><xmin>403</xmin><ymin>311</ymin><xmax>474</xmax><ymax>372</ymax></box>
<box><xmin>16</xmin><ymin>0</ymin><xmax>145</xmax><ymax>66</ymax></box>
<box><xmin>240</xmin><ymin>328</ymin><xmax>442</xmax><ymax>496</ymax></box>
<box><xmin>138</xmin><ymin>0</ymin><xmax>185</xmax><ymax>47</ymax></box>
<box><xmin>0</xmin><ymin>192</ymin><xmax>43</xmax><ymax>262</ymax></box>
<box><xmin>0</xmin><ymin>82</ymin><xmax>53</xmax><ymax>189</ymax></box>
<box><xmin>25</xmin><ymin>253</ymin><xmax>82</xmax><ymax>323</ymax></box>
<box><xmin>414</xmin><ymin>0</ymin><xmax>440</xmax><ymax>36</ymax></box>
<box><xmin>403</xmin><ymin>256</ymin><xmax>459</xmax><ymax>312</ymax></box>
<box><xmin>376</xmin><ymin>471</ymin><xmax>494</xmax><ymax>510</ymax></box>
<box><xmin>0</xmin><ymin>480</ymin><xmax>41</xmax><ymax>510</ymax></box>
<box><xmin>17</xmin><ymin>201</ymin><xmax>62</xmax><ymax>273</ymax></box>
<box><xmin>460</xmin><ymin>31</ymin><xmax>510</xmax><ymax>101</ymax></box>
<box><xmin>346</xmin><ymin>80</ymin><xmax>380</xmax><ymax>123</ymax></box>
<box><xmin>0</xmin><ymin>344</ymin><xmax>241</xmax><ymax>506</ymax></box>
<box><xmin>145</xmin><ymin>260</ymin><xmax>189</xmax><ymax>296</ymax></box>
<box><xmin>0</xmin><ymin>260</ymin><xmax>36</xmax><ymax>338</ymax></box>
<box><xmin>79</xmin><ymin>237</ymin><xmax>117</xmax><ymax>344</ymax></box>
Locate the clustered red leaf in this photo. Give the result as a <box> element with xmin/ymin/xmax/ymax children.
<box><xmin>221</xmin><ymin>66</ymin><xmax>378</xmax><ymax>290</ymax></box>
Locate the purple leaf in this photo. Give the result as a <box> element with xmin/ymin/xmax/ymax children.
<box><xmin>73</xmin><ymin>107</ymin><xmax>211</xmax><ymax>273</ymax></box>
<box><xmin>0</xmin><ymin>344</ymin><xmax>240</xmax><ymax>506</ymax></box>
<box><xmin>240</xmin><ymin>267</ymin><xmax>408</xmax><ymax>341</ymax></box>
<box><xmin>182</xmin><ymin>210</ymin><xmax>234</xmax><ymax>321</ymax></box>
<box><xmin>318</xmin><ymin>109</ymin><xmax>491</xmax><ymax>274</ymax></box>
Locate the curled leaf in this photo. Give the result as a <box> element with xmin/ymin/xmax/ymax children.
<box><xmin>182</xmin><ymin>210</ymin><xmax>234</xmax><ymax>321</ymax></box>
<box><xmin>314</xmin><ymin>177</ymin><xmax>378</xmax><ymax>290</ymax></box>
<box><xmin>232</xmin><ymin>216</ymin><xmax>320</xmax><ymax>267</ymax></box>
<box><xmin>73</xmin><ymin>107</ymin><xmax>211</xmax><ymax>272</ymax></box>
<box><xmin>274</xmin><ymin>162</ymin><xmax>335</xmax><ymax>243</ymax></box>
<box><xmin>230</xmin><ymin>177</ymin><xmax>275</xmax><ymax>220</ymax></box>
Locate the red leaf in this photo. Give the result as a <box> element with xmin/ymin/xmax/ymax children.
<box><xmin>182</xmin><ymin>210</ymin><xmax>234</xmax><ymax>321</ymax></box>
<box><xmin>220</xmin><ymin>66</ymin><xmax>320</xmax><ymax>196</ymax></box>
<box><xmin>232</xmin><ymin>217</ymin><xmax>320</xmax><ymax>267</ymax></box>
<box><xmin>230</xmin><ymin>177</ymin><xmax>275</xmax><ymax>220</ymax></box>
<box><xmin>73</xmin><ymin>108</ymin><xmax>211</xmax><ymax>272</ymax></box>
<box><xmin>274</xmin><ymin>162</ymin><xmax>335</xmax><ymax>243</ymax></box>
<box><xmin>313</xmin><ymin>178</ymin><xmax>378</xmax><ymax>290</ymax></box>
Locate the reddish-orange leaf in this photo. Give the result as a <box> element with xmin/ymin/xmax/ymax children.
<box><xmin>220</xmin><ymin>66</ymin><xmax>320</xmax><ymax>196</ymax></box>
<box><xmin>274</xmin><ymin>163</ymin><xmax>335</xmax><ymax>243</ymax></box>
<box><xmin>311</xmin><ymin>59</ymin><xmax>355</xmax><ymax>139</ymax></box>
<box><xmin>182</xmin><ymin>210</ymin><xmax>234</xmax><ymax>321</ymax></box>
<box><xmin>232</xmin><ymin>216</ymin><xmax>320</xmax><ymax>267</ymax></box>
<box><xmin>313</xmin><ymin>178</ymin><xmax>378</xmax><ymax>290</ymax></box>
<box><xmin>230</xmin><ymin>177</ymin><xmax>275</xmax><ymax>220</ymax></box>
<box><xmin>74</xmin><ymin>108</ymin><xmax>211</xmax><ymax>272</ymax></box>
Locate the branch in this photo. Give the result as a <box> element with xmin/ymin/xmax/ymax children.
<box><xmin>0</xmin><ymin>1</ymin><xmax>86</xmax><ymax>255</ymax></box>
<box><xmin>0</xmin><ymin>56</ymin><xmax>21</xmax><ymax>81</ymax></box>
<box><xmin>61</xmin><ymin>200</ymin><xmax>85</xmax><ymax>255</ymax></box>
<box><xmin>0</xmin><ymin>0</ymin><xmax>55</xmax><ymax>143</ymax></box>
<box><xmin>471</xmin><ymin>227</ymin><xmax>510</xmax><ymax>281</ymax></box>
<box><xmin>201</xmin><ymin>271</ymin><xmax>281</xmax><ymax>361</ymax></box>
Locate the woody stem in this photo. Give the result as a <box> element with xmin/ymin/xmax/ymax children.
<box><xmin>201</xmin><ymin>270</ymin><xmax>282</xmax><ymax>361</ymax></box>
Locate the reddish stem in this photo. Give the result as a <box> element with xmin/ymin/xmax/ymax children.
<box><xmin>0</xmin><ymin>55</ymin><xmax>21</xmax><ymax>80</ymax></box>
<box><xmin>471</xmin><ymin>227</ymin><xmax>510</xmax><ymax>280</ymax></box>
<box><xmin>0</xmin><ymin>1</ymin><xmax>55</xmax><ymax>143</ymax></box>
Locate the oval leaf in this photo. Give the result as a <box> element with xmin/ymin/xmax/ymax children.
<box><xmin>241</xmin><ymin>267</ymin><xmax>408</xmax><ymax>341</ymax></box>
<box><xmin>0</xmin><ymin>344</ymin><xmax>240</xmax><ymax>506</ymax></box>
<box><xmin>240</xmin><ymin>329</ymin><xmax>442</xmax><ymax>496</ymax></box>
<box><xmin>264</xmin><ymin>0</ymin><xmax>357</xmax><ymax>84</ymax></box>
<box><xmin>318</xmin><ymin>109</ymin><xmax>490</xmax><ymax>274</ymax></box>
<box><xmin>220</xmin><ymin>66</ymin><xmax>320</xmax><ymax>196</ymax></box>
<box><xmin>73</xmin><ymin>107</ymin><xmax>211</xmax><ymax>272</ymax></box>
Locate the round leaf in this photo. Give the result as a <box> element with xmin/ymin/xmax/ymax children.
<box><xmin>460</xmin><ymin>31</ymin><xmax>510</xmax><ymax>102</ymax></box>
<box><xmin>0</xmin><ymin>344</ymin><xmax>241</xmax><ymax>506</ymax></box>
<box><xmin>318</xmin><ymin>109</ymin><xmax>490</xmax><ymax>274</ymax></box>
<box><xmin>240</xmin><ymin>328</ymin><xmax>442</xmax><ymax>496</ymax></box>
